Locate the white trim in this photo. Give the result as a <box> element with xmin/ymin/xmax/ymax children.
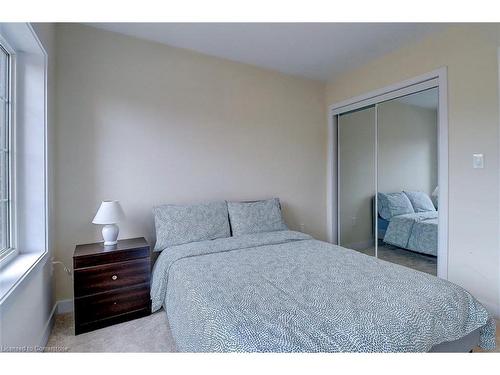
<box><xmin>56</xmin><ymin>298</ymin><xmax>73</xmax><ymax>314</ymax></box>
<box><xmin>0</xmin><ymin>38</ymin><xmax>14</xmax><ymax>261</ymax></box>
<box><xmin>335</xmin><ymin>115</ymin><xmax>340</xmax><ymax>244</ymax></box>
<box><xmin>330</xmin><ymin>73</ymin><xmax>439</xmax><ymax>115</ymax></box>
<box><xmin>0</xmin><ymin>251</ymin><xmax>47</xmax><ymax>304</ymax></box>
<box><xmin>38</xmin><ymin>302</ymin><xmax>57</xmax><ymax>349</ymax></box>
<box><xmin>7</xmin><ymin>44</ymin><xmax>17</xmax><ymax>261</ymax></box>
<box><xmin>27</xmin><ymin>23</ymin><xmax>49</xmax><ymax>261</ymax></box>
<box><xmin>436</xmin><ymin>68</ymin><xmax>449</xmax><ymax>280</ymax></box>
<box><xmin>326</xmin><ymin>110</ymin><xmax>337</xmax><ymax>243</ymax></box>
<box><xmin>374</xmin><ymin>104</ymin><xmax>379</xmax><ymax>258</ymax></box>
<box><xmin>37</xmin><ymin>299</ymin><xmax>73</xmax><ymax>349</ymax></box>
<box><xmin>497</xmin><ymin>48</ymin><xmax>500</xmax><ymax>318</ymax></box>
<box><xmin>327</xmin><ymin>68</ymin><xmax>449</xmax><ymax>279</ymax></box>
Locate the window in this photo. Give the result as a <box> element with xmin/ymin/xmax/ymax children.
<box><xmin>0</xmin><ymin>43</ymin><xmax>11</xmax><ymax>258</ymax></box>
<box><xmin>0</xmin><ymin>23</ymin><xmax>48</xmax><ymax>300</ymax></box>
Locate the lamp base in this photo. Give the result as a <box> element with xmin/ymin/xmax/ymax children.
<box><xmin>102</xmin><ymin>224</ymin><xmax>119</xmax><ymax>247</ymax></box>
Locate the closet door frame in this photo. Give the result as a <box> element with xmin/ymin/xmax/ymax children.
<box><xmin>327</xmin><ymin>68</ymin><xmax>448</xmax><ymax>279</ymax></box>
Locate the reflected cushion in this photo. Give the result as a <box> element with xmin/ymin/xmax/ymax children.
<box><xmin>404</xmin><ymin>191</ymin><xmax>436</xmax><ymax>213</ymax></box>
<box><xmin>378</xmin><ymin>192</ymin><xmax>415</xmax><ymax>220</ymax></box>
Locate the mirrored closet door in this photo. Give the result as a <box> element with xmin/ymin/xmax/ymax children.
<box><xmin>337</xmin><ymin>87</ymin><xmax>439</xmax><ymax>276</ymax></box>
<box><xmin>338</xmin><ymin>106</ymin><xmax>376</xmax><ymax>257</ymax></box>
<box><xmin>376</xmin><ymin>88</ymin><xmax>438</xmax><ymax>275</ymax></box>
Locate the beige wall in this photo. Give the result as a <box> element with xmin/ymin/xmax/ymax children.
<box><xmin>378</xmin><ymin>100</ymin><xmax>438</xmax><ymax>196</ymax></box>
<box><xmin>54</xmin><ymin>24</ymin><xmax>327</xmax><ymax>301</ymax></box>
<box><xmin>326</xmin><ymin>24</ymin><xmax>500</xmax><ymax>316</ymax></box>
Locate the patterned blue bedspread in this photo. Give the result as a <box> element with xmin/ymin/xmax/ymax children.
<box><xmin>384</xmin><ymin>212</ymin><xmax>438</xmax><ymax>256</ymax></box>
<box><xmin>151</xmin><ymin>230</ymin><xmax>495</xmax><ymax>352</ymax></box>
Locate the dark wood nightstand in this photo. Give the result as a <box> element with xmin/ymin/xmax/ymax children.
<box><xmin>73</xmin><ymin>237</ymin><xmax>151</xmax><ymax>335</ymax></box>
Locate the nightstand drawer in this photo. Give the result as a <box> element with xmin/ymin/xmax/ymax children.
<box><xmin>74</xmin><ymin>258</ymin><xmax>150</xmax><ymax>297</ymax></box>
<box><xmin>73</xmin><ymin>238</ymin><xmax>150</xmax><ymax>268</ymax></box>
<box><xmin>74</xmin><ymin>237</ymin><xmax>151</xmax><ymax>334</ymax></box>
<box><xmin>75</xmin><ymin>283</ymin><xmax>151</xmax><ymax>324</ymax></box>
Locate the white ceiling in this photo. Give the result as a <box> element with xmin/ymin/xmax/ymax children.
<box><xmin>86</xmin><ymin>23</ymin><xmax>444</xmax><ymax>81</ymax></box>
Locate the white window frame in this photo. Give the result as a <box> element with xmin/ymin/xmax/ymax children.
<box><xmin>0</xmin><ymin>36</ymin><xmax>16</xmax><ymax>263</ymax></box>
<box><xmin>0</xmin><ymin>23</ymin><xmax>48</xmax><ymax>304</ymax></box>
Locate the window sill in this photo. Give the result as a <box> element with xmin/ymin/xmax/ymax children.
<box><xmin>0</xmin><ymin>251</ymin><xmax>48</xmax><ymax>305</ymax></box>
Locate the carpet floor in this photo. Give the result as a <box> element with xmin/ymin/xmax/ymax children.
<box><xmin>357</xmin><ymin>244</ymin><xmax>437</xmax><ymax>276</ymax></box>
<box><xmin>46</xmin><ymin>311</ymin><xmax>499</xmax><ymax>353</ymax></box>
<box><xmin>45</xmin><ymin>310</ymin><xmax>177</xmax><ymax>352</ymax></box>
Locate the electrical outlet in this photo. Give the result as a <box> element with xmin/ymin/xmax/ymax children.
<box><xmin>473</xmin><ymin>153</ymin><xmax>484</xmax><ymax>169</ymax></box>
<box><xmin>299</xmin><ymin>223</ymin><xmax>305</xmax><ymax>232</ymax></box>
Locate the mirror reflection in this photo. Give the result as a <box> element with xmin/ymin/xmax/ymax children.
<box><xmin>337</xmin><ymin>88</ymin><xmax>438</xmax><ymax>276</ymax></box>
<box><xmin>377</xmin><ymin>88</ymin><xmax>438</xmax><ymax>275</ymax></box>
<box><xmin>338</xmin><ymin>106</ymin><xmax>376</xmax><ymax>257</ymax></box>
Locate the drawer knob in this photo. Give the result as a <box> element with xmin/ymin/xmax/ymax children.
<box><xmin>113</xmin><ymin>302</ymin><xmax>117</xmax><ymax>305</ymax></box>
<box><xmin>111</xmin><ymin>275</ymin><xmax>118</xmax><ymax>280</ymax></box>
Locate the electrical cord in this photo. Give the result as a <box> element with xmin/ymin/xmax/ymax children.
<box><xmin>51</xmin><ymin>258</ymin><xmax>72</xmax><ymax>275</ymax></box>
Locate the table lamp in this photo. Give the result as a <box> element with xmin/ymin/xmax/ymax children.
<box><xmin>92</xmin><ymin>200</ymin><xmax>125</xmax><ymax>246</ymax></box>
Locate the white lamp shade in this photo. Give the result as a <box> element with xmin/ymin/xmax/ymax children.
<box><xmin>92</xmin><ymin>200</ymin><xmax>125</xmax><ymax>224</ymax></box>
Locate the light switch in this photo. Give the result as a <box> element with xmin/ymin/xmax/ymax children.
<box><xmin>473</xmin><ymin>153</ymin><xmax>484</xmax><ymax>169</ymax></box>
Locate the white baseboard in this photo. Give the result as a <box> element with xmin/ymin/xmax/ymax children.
<box><xmin>56</xmin><ymin>298</ymin><xmax>73</xmax><ymax>314</ymax></box>
<box><xmin>37</xmin><ymin>299</ymin><xmax>73</xmax><ymax>349</ymax></box>
<box><xmin>37</xmin><ymin>303</ymin><xmax>57</xmax><ymax>349</ymax></box>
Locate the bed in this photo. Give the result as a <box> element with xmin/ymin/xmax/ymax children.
<box><xmin>378</xmin><ymin>191</ymin><xmax>438</xmax><ymax>256</ymax></box>
<box><xmin>379</xmin><ymin>211</ymin><xmax>438</xmax><ymax>256</ymax></box>
<box><xmin>150</xmin><ymin>200</ymin><xmax>495</xmax><ymax>352</ymax></box>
